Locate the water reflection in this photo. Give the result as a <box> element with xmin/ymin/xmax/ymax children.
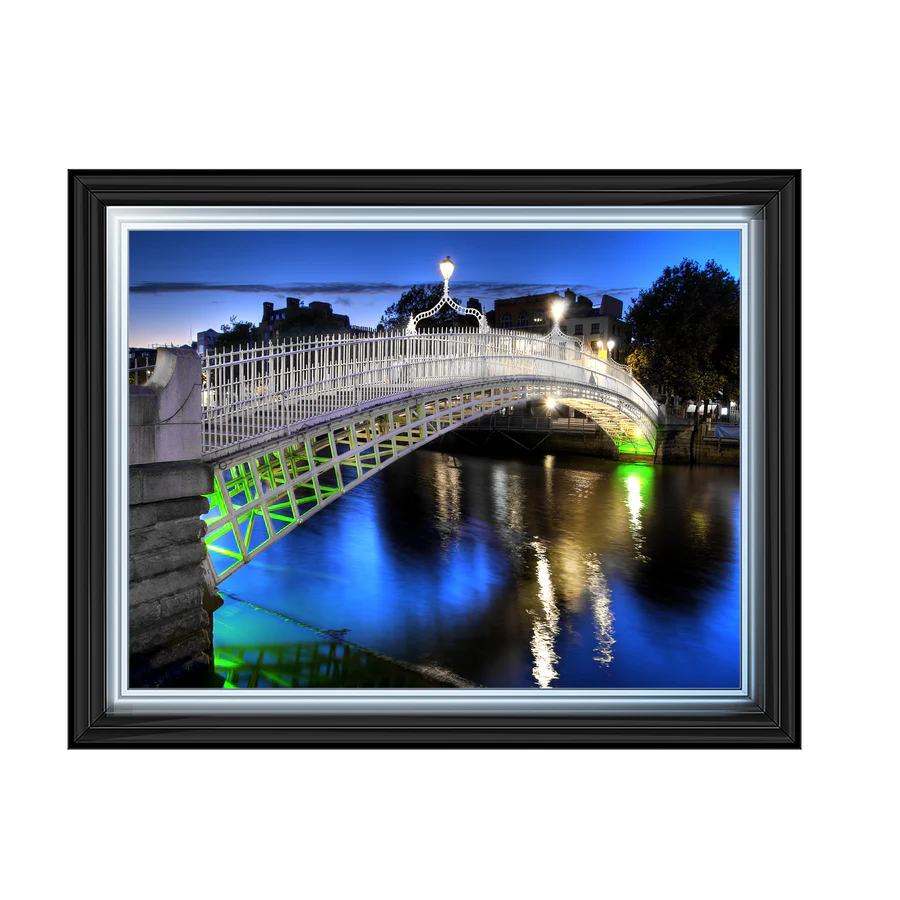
<box><xmin>585</xmin><ymin>554</ymin><xmax>615</xmax><ymax>666</ymax></box>
<box><xmin>215</xmin><ymin>642</ymin><xmax>442</xmax><ymax>688</ymax></box>
<box><xmin>529</xmin><ymin>539</ymin><xmax>560</xmax><ymax>688</ymax></box>
<box><xmin>508</xmin><ymin>473</ymin><xmax>525</xmax><ymax>534</ymax></box>
<box><xmin>216</xmin><ymin>450</ymin><xmax>741</xmax><ymax>689</ymax></box>
<box><xmin>690</xmin><ymin>509</ymin><xmax>709</xmax><ymax>545</ymax></box>
<box><xmin>433</xmin><ymin>456</ymin><xmax>462</xmax><ymax>551</ymax></box>
<box><xmin>491</xmin><ymin>464</ymin><xmax>527</xmax><ymax>550</ymax></box>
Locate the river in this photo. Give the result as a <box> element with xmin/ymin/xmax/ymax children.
<box><xmin>213</xmin><ymin>448</ymin><xmax>740</xmax><ymax>689</ymax></box>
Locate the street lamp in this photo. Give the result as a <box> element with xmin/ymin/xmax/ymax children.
<box><xmin>551</xmin><ymin>300</ymin><xmax>566</xmax><ymax>323</ymax></box>
<box><xmin>439</xmin><ymin>255</ymin><xmax>456</xmax><ymax>282</ymax></box>
<box><xmin>406</xmin><ymin>256</ymin><xmax>489</xmax><ymax>334</ymax></box>
<box><xmin>548</xmin><ymin>300</ymin><xmax>567</xmax><ymax>338</ymax></box>
<box><xmin>607</xmin><ymin>339</ymin><xmax>616</xmax><ymax>359</ymax></box>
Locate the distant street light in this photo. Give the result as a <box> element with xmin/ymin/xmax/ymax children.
<box><xmin>607</xmin><ymin>339</ymin><xmax>616</xmax><ymax>359</ymax></box>
<box><xmin>406</xmin><ymin>255</ymin><xmax>489</xmax><ymax>334</ymax></box>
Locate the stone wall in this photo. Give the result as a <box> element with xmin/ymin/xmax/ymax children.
<box><xmin>654</xmin><ymin>422</ymin><xmax>739</xmax><ymax>466</ymax></box>
<box><xmin>128</xmin><ymin>348</ymin><xmax>218</xmax><ymax>687</ymax></box>
<box><xmin>654</xmin><ymin>423</ymin><xmax>693</xmax><ymax>463</ymax></box>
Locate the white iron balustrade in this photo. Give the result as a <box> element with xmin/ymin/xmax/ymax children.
<box><xmin>200</xmin><ymin>328</ymin><xmax>658</xmax><ymax>458</ymax></box>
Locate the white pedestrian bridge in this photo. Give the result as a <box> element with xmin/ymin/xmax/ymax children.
<box><xmin>198</xmin><ymin>328</ymin><xmax>661</xmax><ymax>582</ymax></box>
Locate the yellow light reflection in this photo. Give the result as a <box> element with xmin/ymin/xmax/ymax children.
<box><xmin>544</xmin><ymin>453</ymin><xmax>555</xmax><ymax>497</ymax></box>
<box><xmin>507</xmin><ymin>473</ymin><xmax>524</xmax><ymax>534</ymax></box>
<box><xmin>530</xmin><ymin>540</ymin><xmax>560</xmax><ymax>688</ymax></box>
<box><xmin>625</xmin><ymin>473</ymin><xmax>649</xmax><ymax>562</ymax></box>
<box><xmin>690</xmin><ymin>509</ymin><xmax>709</xmax><ymax>544</ymax></box>
<box><xmin>433</xmin><ymin>458</ymin><xmax>462</xmax><ymax>551</ymax></box>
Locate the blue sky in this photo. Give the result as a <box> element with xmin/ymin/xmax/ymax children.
<box><xmin>128</xmin><ymin>229</ymin><xmax>740</xmax><ymax>346</ymax></box>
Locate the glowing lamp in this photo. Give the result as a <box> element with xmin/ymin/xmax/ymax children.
<box><xmin>439</xmin><ymin>255</ymin><xmax>456</xmax><ymax>281</ymax></box>
<box><xmin>551</xmin><ymin>300</ymin><xmax>566</xmax><ymax>322</ymax></box>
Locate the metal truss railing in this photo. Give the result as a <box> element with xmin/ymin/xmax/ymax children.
<box><xmin>202</xmin><ymin>381</ymin><xmax>531</xmax><ymax>582</ymax></box>
<box><xmin>200</xmin><ymin>328</ymin><xmax>659</xmax><ymax>459</ymax></box>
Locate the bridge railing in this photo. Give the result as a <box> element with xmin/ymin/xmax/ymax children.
<box><xmin>200</xmin><ymin>329</ymin><xmax>659</xmax><ymax>457</ymax></box>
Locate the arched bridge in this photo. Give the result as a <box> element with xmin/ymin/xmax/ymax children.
<box><xmin>199</xmin><ymin>329</ymin><xmax>661</xmax><ymax>582</ymax></box>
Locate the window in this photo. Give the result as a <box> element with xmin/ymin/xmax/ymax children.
<box><xmin>517</xmin><ymin>312</ymin><xmax>528</xmax><ymax>327</ymax></box>
<box><xmin>590</xmin><ymin>323</ymin><xmax>600</xmax><ymax>334</ymax></box>
<box><xmin>560</xmin><ymin>325</ymin><xmax>568</xmax><ymax>334</ymax></box>
<box><xmin>500</xmin><ymin>313</ymin><xmax>512</xmax><ymax>328</ymax></box>
<box><xmin>574</xmin><ymin>324</ymin><xmax>583</xmax><ymax>335</ymax></box>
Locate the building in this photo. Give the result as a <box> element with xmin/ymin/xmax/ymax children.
<box><xmin>259</xmin><ymin>297</ymin><xmax>350</xmax><ymax>340</ymax></box>
<box><xmin>492</xmin><ymin>289</ymin><xmax>591</xmax><ymax>331</ymax></box>
<box><xmin>196</xmin><ymin>328</ymin><xmax>221</xmax><ymax>356</ymax></box>
<box><xmin>491</xmin><ymin>290</ymin><xmax>632</xmax><ymax>364</ymax></box>
<box><xmin>556</xmin><ymin>295</ymin><xmax>632</xmax><ymax>364</ymax></box>
<box><xmin>128</xmin><ymin>347</ymin><xmax>157</xmax><ymax>385</ymax></box>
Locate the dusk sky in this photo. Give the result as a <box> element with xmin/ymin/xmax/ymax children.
<box><xmin>128</xmin><ymin>229</ymin><xmax>741</xmax><ymax>347</ymax></box>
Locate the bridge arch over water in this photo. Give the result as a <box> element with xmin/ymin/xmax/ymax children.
<box><xmin>197</xmin><ymin>329</ymin><xmax>662</xmax><ymax>583</ymax></box>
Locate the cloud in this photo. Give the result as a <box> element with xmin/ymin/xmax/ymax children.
<box><xmin>130</xmin><ymin>279</ymin><xmax>643</xmax><ymax>301</ymax></box>
<box><xmin>129</xmin><ymin>280</ymin><xmax>412</xmax><ymax>296</ymax></box>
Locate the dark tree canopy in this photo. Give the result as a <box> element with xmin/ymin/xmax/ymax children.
<box><xmin>214</xmin><ymin>315</ymin><xmax>255</xmax><ymax>349</ymax></box>
<box><xmin>379</xmin><ymin>284</ymin><xmax>478</xmax><ymax>331</ymax></box>
<box><xmin>625</xmin><ymin>258</ymin><xmax>739</xmax><ymax>404</ymax></box>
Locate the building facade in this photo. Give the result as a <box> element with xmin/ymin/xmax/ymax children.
<box><xmin>493</xmin><ymin>289</ymin><xmax>591</xmax><ymax>331</ymax></box>
<box><xmin>491</xmin><ymin>290</ymin><xmax>632</xmax><ymax>363</ymax></box>
<box><xmin>196</xmin><ymin>328</ymin><xmax>221</xmax><ymax>356</ymax></box>
<box><xmin>259</xmin><ymin>297</ymin><xmax>351</xmax><ymax>340</ymax></box>
<box><xmin>556</xmin><ymin>296</ymin><xmax>631</xmax><ymax>363</ymax></box>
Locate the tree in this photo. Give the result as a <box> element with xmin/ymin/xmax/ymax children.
<box><xmin>215</xmin><ymin>314</ymin><xmax>255</xmax><ymax>349</ymax></box>
<box><xmin>379</xmin><ymin>284</ymin><xmax>464</xmax><ymax>331</ymax></box>
<box><xmin>625</xmin><ymin>258</ymin><xmax>739</xmax><ymax>457</ymax></box>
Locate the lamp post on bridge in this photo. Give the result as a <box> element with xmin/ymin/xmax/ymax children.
<box><xmin>548</xmin><ymin>300</ymin><xmax>567</xmax><ymax>338</ymax></box>
<box><xmin>549</xmin><ymin>298</ymin><xmax>586</xmax><ymax>352</ymax></box>
<box><xmin>406</xmin><ymin>256</ymin><xmax>490</xmax><ymax>334</ymax></box>
<box><xmin>439</xmin><ymin>254</ymin><xmax>456</xmax><ymax>285</ymax></box>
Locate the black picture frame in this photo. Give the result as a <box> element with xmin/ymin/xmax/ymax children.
<box><xmin>69</xmin><ymin>170</ymin><xmax>799</xmax><ymax>748</ymax></box>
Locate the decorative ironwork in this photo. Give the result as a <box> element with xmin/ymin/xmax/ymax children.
<box><xmin>547</xmin><ymin>318</ymin><xmax>584</xmax><ymax>350</ymax></box>
<box><xmin>406</xmin><ymin>272</ymin><xmax>490</xmax><ymax>334</ymax></box>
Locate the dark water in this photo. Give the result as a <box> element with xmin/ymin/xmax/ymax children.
<box><xmin>214</xmin><ymin>450</ymin><xmax>740</xmax><ymax>689</ymax></box>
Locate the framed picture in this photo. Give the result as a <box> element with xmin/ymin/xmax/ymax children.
<box><xmin>65</xmin><ymin>160</ymin><xmax>807</xmax><ymax>752</ymax></box>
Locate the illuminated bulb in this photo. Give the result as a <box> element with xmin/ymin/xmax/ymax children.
<box><xmin>551</xmin><ymin>300</ymin><xmax>566</xmax><ymax>322</ymax></box>
<box><xmin>439</xmin><ymin>255</ymin><xmax>456</xmax><ymax>281</ymax></box>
